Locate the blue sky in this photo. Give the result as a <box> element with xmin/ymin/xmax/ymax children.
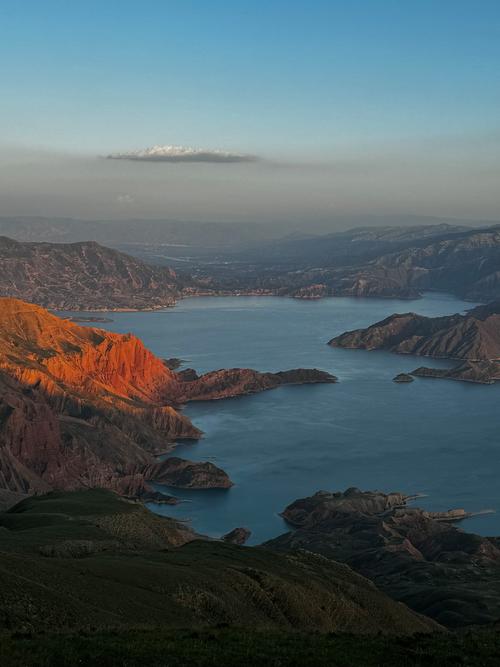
<box><xmin>0</xmin><ymin>1</ymin><xmax>499</xmax><ymax>221</ymax></box>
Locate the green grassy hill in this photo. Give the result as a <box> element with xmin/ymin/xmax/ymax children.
<box><xmin>0</xmin><ymin>489</ymin><xmax>437</xmax><ymax>637</ymax></box>
<box><xmin>2</xmin><ymin>627</ymin><xmax>500</xmax><ymax>667</ymax></box>
<box><xmin>3</xmin><ymin>490</ymin><xmax>500</xmax><ymax>665</ymax></box>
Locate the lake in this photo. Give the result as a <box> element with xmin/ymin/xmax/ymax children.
<box><xmin>61</xmin><ymin>294</ymin><xmax>500</xmax><ymax>544</ymax></box>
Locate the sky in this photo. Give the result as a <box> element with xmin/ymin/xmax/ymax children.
<box><xmin>0</xmin><ymin>0</ymin><xmax>499</xmax><ymax>224</ymax></box>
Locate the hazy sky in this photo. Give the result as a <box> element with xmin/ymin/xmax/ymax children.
<box><xmin>0</xmin><ymin>1</ymin><xmax>499</xmax><ymax>223</ymax></box>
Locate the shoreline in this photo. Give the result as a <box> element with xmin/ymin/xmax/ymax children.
<box><xmin>51</xmin><ymin>288</ymin><xmax>474</xmax><ymax>314</ymax></box>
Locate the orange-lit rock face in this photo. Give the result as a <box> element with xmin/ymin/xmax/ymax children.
<box><xmin>0</xmin><ymin>299</ymin><xmax>180</xmax><ymax>405</ymax></box>
<box><xmin>0</xmin><ymin>299</ymin><xmax>198</xmax><ymax>494</ymax></box>
<box><xmin>0</xmin><ymin>298</ymin><xmax>335</xmax><ymax>497</ymax></box>
<box><xmin>43</xmin><ymin>333</ymin><xmax>177</xmax><ymax>402</ymax></box>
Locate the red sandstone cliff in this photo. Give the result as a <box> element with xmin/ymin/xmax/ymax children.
<box><xmin>0</xmin><ymin>298</ymin><xmax>336</xmax><ymax>498</ymax></box>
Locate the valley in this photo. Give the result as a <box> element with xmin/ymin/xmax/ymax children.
<box><xmin>3</xmin><ymin>218</ymin><xmax>500</xmax><ymax>310</ymax></box>
<box><xmin>2</xmin><ymin>222</ymin><xmax>500</xmax><ymax>650</ymax></box>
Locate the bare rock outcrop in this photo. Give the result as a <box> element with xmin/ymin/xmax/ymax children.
<box><xmin>411</xmin><ymin>360</ymin><xmax>500</xmax><ymax>384</ymax></box>
<box><xmin>222</xmin><ymin>527</ymin><xmax>251</xmax><ymax>545</ymax></box>
<box><xmin>146</xmin><ymin>457</ymin><xmax>233</xmax><ymax>489</ymax></box>
<box><xmin>393</xmin><ymin>373</ymin><xmax>414</xmax><ymax>383</ymax></box>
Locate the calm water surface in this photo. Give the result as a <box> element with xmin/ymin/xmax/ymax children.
<box><xmin>61</xmin><ymin>294</ymin><xmax>500</xmax><ymax>543</ymax></box>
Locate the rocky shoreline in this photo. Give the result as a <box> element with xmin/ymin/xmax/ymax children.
<box><xmin>329</xmin><ymin>300</ymin><xmax>500</xmax><ymax>384</ymax></box>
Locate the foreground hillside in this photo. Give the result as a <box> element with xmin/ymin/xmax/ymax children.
<box><xmin>0</xmin><ymin>489</ymin><xmax>437</xmax><ymax>637</ymax></box>
<box><xmin>0</xmin><ymin>236</ymin><xmax>183</xmax><ymax>310</ymax></box>
<box><xmin>329</xmin><ymin>301</ymin><xmax>500</xmax><ymax>383</ymax></box>
<box><xmin>4</xmin><ymin>627</ymin><xmax>500</xmax><ymax>667</ymax></box>
<box><xmin>0</xmin><ymin>493</ymin><xmax>496</xmax><ymax>665</ymax></box>
<box><xmin>0</xmin><ymin>298</ymin><xmax>335</xmax><ymax>503</ymax></box>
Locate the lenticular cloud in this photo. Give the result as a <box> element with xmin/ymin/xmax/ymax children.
<box><xmin>106</xmin><ymin>144</ymin><xmax>258</xmax><ymax>163</ymax></box>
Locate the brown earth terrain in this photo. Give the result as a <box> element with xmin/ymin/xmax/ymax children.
<box><xmin>173</xmin><ymin>224</ymin><xmax>500</xmax><ymax>302</ymax></box>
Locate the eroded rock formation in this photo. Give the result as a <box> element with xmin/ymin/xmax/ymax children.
<box><xmin>222</xmin><ymin>527</ymin><xmax>251</xmax><ymax>545</ymax></box>
<box><xmin>0</xmin><ymin>298</ymin><xmax>335</xmax><ymax>498</ymax></box>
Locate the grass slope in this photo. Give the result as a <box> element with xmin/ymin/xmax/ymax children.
<box><xmin>0</xmin><ymin>490</ymin><xmax>437</xmax><ymax>636</ymax></box>
<box><xmin>1</xmin><ymin>627</ymin><xmax>500</xmax><ymax>667</ymax></box>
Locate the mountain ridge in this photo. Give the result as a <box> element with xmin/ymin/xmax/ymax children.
<box><xmin>0</xmin><ymin>236</ymin><xmax>183</xmax><ymax>310</ymax></box>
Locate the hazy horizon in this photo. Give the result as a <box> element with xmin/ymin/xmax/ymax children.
<box><xmin>2</xmin><ymin>211</ymin><xmax>500</xmax><ymax>234</ymax></box>
<box><xmin>1</xmin><ymin>1</ymin><xmax>499</xmax><ymax>225</ymax></box>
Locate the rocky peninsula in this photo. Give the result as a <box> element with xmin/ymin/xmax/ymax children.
<box><xmin>393</xmin><ymin>372</ymin><xmax>414</xmax><ymax>383</ymax></box>
<box><xmin>0</xmin><ymin>298</ymin><xmax>336</xmax><ymax>505</ymax></box>
<box><xmin>266</xmin><ymin>487</ymin><xmax>500</xmax><ymax>627</ymax></box>
<box><xmin>329</xmin><ymin>300</ymin><xmax>500</xmax><ymax>383</ymax></box>
<box><xmin>146</xmin><ymin>457</ymin><xmax>233</xmax><ymax>489</ymax></box>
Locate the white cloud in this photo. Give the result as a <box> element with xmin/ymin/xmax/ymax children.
<box><xmin>106</xmin><ymin>144</ymin><xmax>258</xmax><ymax>163</ymax></box>
<box><xmin>116</xmin><ymin>193</ymin><xmax>134</xmax><ymax>204</ymax></box>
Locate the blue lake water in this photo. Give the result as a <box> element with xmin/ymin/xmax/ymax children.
<box><xmin>61</xmin><ymin>294</ymin><xmax>500</xmax><ymax>544</ymax></box>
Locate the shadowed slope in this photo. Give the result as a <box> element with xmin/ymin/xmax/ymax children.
<box><xmin>267</xmin><ymin>488</ymin><xmax>500</xmax><ymax>627</ymax></box>
<box><xmin>0</xmin><ymin>489</ymin><xmax>440</xmax><ymax>636</ymax></box>
<box><xmin>4</xmin><ymin>627</ymin><xmax>500</xmax><ymax>667</ymax></box>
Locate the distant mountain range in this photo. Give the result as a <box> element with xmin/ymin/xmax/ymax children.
<box><xmin>3</xmin><ymin>217</ymin><xmax>500</xmax><ymax>304</ymax></box>
<box><xmin>0</xmin><ymin>214</ymin><xmax>493</xmax><ymax>248</ymax></box>
<box><xmin>192</xmin><ymin>223</ymin><xmax>500</xmax><ymax>302</ymax></box>
<box><xmin>0</xmin><ymin>216</ymin><xmax>318</xmax><ymax>249</ymax></box>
